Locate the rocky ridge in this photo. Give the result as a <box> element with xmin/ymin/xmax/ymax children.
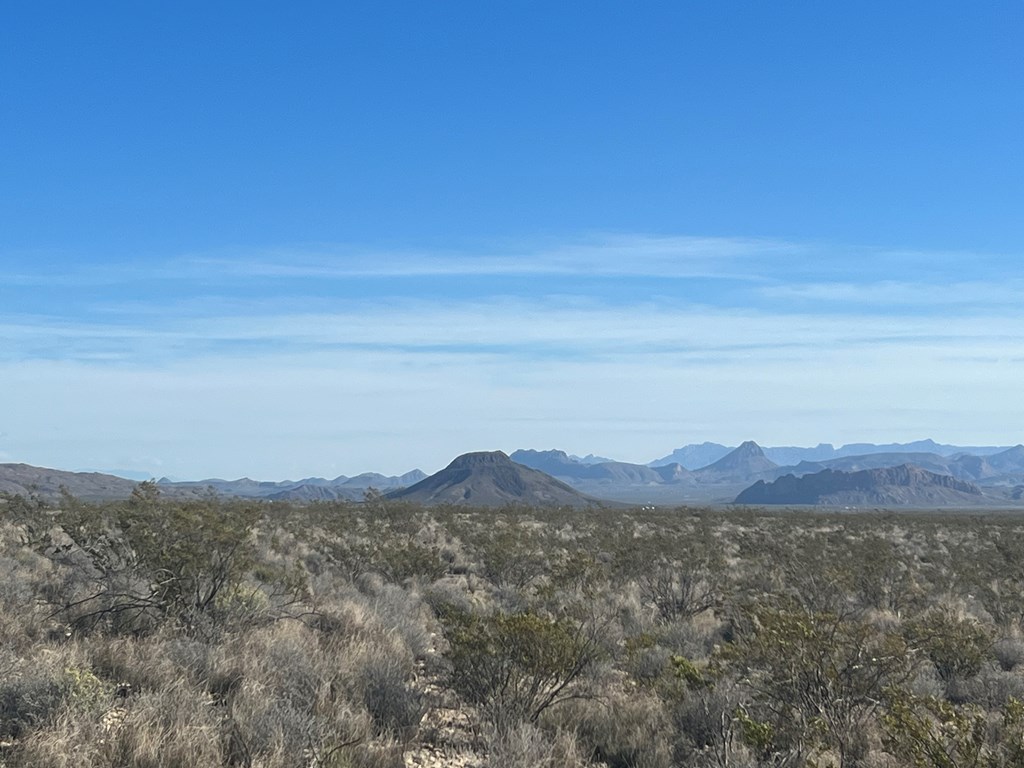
<box><xmin>735</xmin><ymin>464</ymin><xmax>986</xmax><ymax>507</ymax></box>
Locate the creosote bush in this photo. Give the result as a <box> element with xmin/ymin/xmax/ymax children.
<box><xmin>437</xmin><ymin>604</ymin><xmax>602</xmax><ymax>732</ymax></box>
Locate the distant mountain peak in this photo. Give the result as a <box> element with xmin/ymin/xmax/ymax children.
<box><xmin>701</xmin><ymin>441</ymin><xmax>777</xmax><ymax>475</ymax></box>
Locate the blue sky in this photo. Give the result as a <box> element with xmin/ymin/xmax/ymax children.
<box><xmin>2</xmin><ymin>2</ymin><xmax>1023</xmax><ymax>478</ymax></box>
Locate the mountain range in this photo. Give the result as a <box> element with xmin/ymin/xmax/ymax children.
<box><xmin>0</xmin><ymin>463</ymin><xmax>426</xmax><ymax>504</ymax></box>
<box><xmin>648</xmin><ymin>439</ymin><xmax>1017</xmax><ymax>469</ymax></box>
<box><xmin>160</xmin><ymin>470</ymin><xmax>428</xmax><ymax>502</ymax></box>
<box><xmin>3</xmin><ymin>438</ymin><xmax>1023</xmax><ymax>508</ymax></box>
<box><xmin>0</xmin><ymin>463</ymin><xmax>139</xmax><ymax>502</ymax></box>
<box><xmin>509</xmin><ymin>440</ymin><xmax>1024</xmax><ymax>506</ymax></box>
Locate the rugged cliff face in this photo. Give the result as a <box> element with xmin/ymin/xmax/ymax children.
<box><xmin>735</xmin><ymin>464</ymin><xmax>985</xmax><ymax>506</ymax></box>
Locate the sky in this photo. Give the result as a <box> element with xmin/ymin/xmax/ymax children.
<box><xmin>2</xmin><ymin>2</ymin><xmax>1023</xmax><ymax>479</ymax></box>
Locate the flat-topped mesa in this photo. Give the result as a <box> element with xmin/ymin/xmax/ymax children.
<box><xmin>445</xmin><ymin>451</ymin><xmax>516</xmax><ymax>470</ymax></box>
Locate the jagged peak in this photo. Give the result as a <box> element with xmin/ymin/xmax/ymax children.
<box><xmin>511</xmin><ymin>448</ymin><xmax>573</xmax><ymax>461</ymax></box>
<box><xmin>700</xmin><ymin>440</ymin><xmax>777</xmax><ymax>474</ymax></box>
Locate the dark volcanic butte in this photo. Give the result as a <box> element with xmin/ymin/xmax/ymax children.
<box><xmin>385</xmin><ymin>451</ymin><xmax>599</xmax><ymax>507</ymax></box>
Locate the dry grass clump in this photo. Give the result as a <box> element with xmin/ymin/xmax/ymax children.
<box><xmin>16</xmin><ymin>676</ymin><xmax>220</xmax><ymax>768</ymax></box>
<box><xmin>483</xmin><ymin>721</ymin><xmax>587</xmax><ymax>768</ymax></box>
<box><xmin>2</xmin><ymin>593</ymin><xmax>424</xmax><ymax>768</ymax></box>
<box><xmin>550</xmin><ymin>691</ymin><xmax>673</xmax><ymax>768</ymax></box>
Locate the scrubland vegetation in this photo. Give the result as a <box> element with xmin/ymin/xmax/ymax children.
<box><xmin>3</xmin><ymin>484</ymin><xmax>1024</xmax><ymax>767</ymax></box>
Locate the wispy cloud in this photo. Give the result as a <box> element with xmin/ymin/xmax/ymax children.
<box><xmin>165</xmin><ymin>238</ymin><xmax>1020</xmax><ymax>285</ymax></box>
<box><xmin>7</xmin><ymin>234</ymin><xmax>778</xmax><ymax>285</ymax></box>
<box><xmin>165</xmin><ymin>235</ymin><xmax>803</xmax><ymax>281</ymax></box>
<box><xmin>5</xmin><ymin>236</ymin><xmax>1017</xmax><ymax>321</ymax></box>
<box><xmin>758</xmin><ymin>279</ymin><xmax>1024</xmax><ymax>308</ymax></box>
<box><xmin>4</xmin><ymin>299</ymin><xmax>1023</xmax><ymax>365</ymax></box>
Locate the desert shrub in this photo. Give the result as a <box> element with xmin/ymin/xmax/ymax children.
<box><xmin>903</xmin><ymin>609</ymin><xmax>994</xmax><ymax>683</ymax></box>
<box><xmin>946</xmin><ymin>663</ymin><xmax>1024</xmax><ymax>709</ymax></box>
<box><xmin>906</xmin><ymin>664</ymin><xmax>945</xmax><ymax>699</ymax></box>
<box><xmin>438</xmin><ymin>604</ymin><xmax>602</xmax><ymax>732</ymax></box>
<box><xmin>843</xmin><ymin>534</ymin><xmax>924</xmax><ymax>616</ymax></box>
<box><xmin>882</xmin><ymin>691</ymin><xmax>1024</xmax><ymax>768</ymax></box>
<box><xmin>422</xmin><ymin>577</ymin><xmax>476</xmax><ymax>616</ymax></box>
<box><xmin>306</xmin><ymin>503</ymin><xmax>446</xmax><ymax>588</ymax></box>
<box><xmin>722</xmin><ymin>603</ymin><xmax>911</xmax><ymax>768</ymax></box>
<box><xmin>37</xmin><ymin>485</ymin><xmax>278</xmax><ymax>637</ymax></box>
<box><xmin>10</xmin><ymin>709</ymin><xmax>104</xmax><ymax>768</ymax></box>
<box><xmin>993</xmin><ymin>636</ymin><xmax>1024</xmax><ymax>672</ymax></box>
<box><xmin>658</xmin><ymin>614</ymin><xmax>723</xmax><ymax>658</ymax></box>
<box><xmin>159</xmin><ymin>636</ymin><xmax>214</xmax><ymax>684</ymax></box>
<box><xmin>623</xmin><ymin>633</ymin><xmax>673</xmax><ymax>685</ymax></box>
<box><xmin>625</xmin><ymin>536</ymin><xmax>721</xmax><ymax>624</ymax></box>
<box><xmin>0</xmin><ymin>670</ymin><xmax>68</xmax><ymax>740</ymax></box>
<box><xmin>460</xmin><ymin>523</ymin><xmax>550</xmax><ymax>592</ymax></box>
<box><xmin>670</xmin><ymin>678</ymin><xmax>746</xmax><ymax>768</ymax></box>
<box><xmin>208</xmin><ymin>612</ymin><xmax>424</xmax><ymax>766</ymax></box>
<box><xmin>546</xmin><ymin>549</ymin><xmax>610</xmax><ymax>598</ymax></box>
<box><xmin>970</xmin><ymin>531</ymin><xmax>1024</xmax><ymax>630</ymax></box>
<box><xmin>372</xmin><ymin>537</ymin><xmax>447</xmax><ymax>584</ymax></box>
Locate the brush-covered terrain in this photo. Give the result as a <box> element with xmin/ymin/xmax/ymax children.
<box><xmin>3</xmin><ymin>485</ymin><xmax>1024</xmax><ymax>767</ymax></box>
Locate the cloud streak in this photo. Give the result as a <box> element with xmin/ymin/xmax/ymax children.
<box><xmin>8</xmin><ymin>233</ymin><xmax>1016</xmax><ymax>288</ymax></box>
<box><xmin>4</xmin><ymin>299</ymin><xmax>1023</xmax><ymax>365</ymax></box>
<box><xmin>156</xmin><ymin>235</ymin><xmax>807</xmax><ymax>281</ymax></box>
<box><xmin>758</xmin><ymin>279</ymin><xmax>1024</xmax><ymax>308</ymax></box>
<box><xmin>6</xmin><ymin>235</ymin><xmax>784</xmax><ymax>286</ymax></box>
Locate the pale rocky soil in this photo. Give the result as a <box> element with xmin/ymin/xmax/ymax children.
<box><xmin>403</xmin><ymin>655</ymin><xmax>483</xmax><ymax>768</ymax></box>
